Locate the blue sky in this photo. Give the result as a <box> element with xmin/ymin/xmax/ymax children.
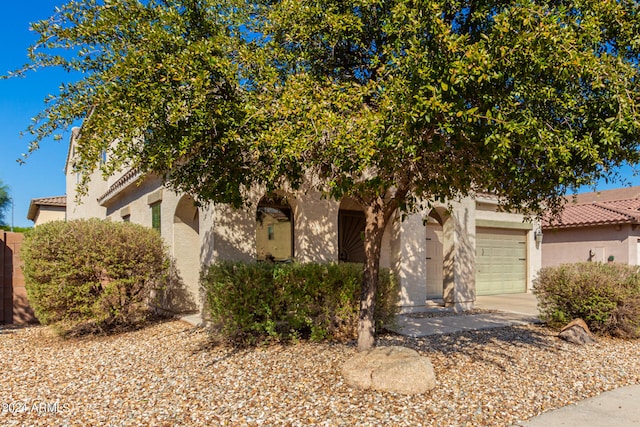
<box><xmin>0</xmin><ymin>1</ymin><xmax>71</xmax><ymax>227</ymax></box>
<box><xmin>1</xmin><ymin>1</ymin><xmax>639</xmax><ymax>228</ymax></box>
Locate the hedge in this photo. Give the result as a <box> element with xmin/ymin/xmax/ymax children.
<box><xmin>21</xmin><ymin>219</ymin><xmax>170</xmax><ymax>336</ymax></box>
<box><xmin>533</xmin><ymin>262</ymin><xmax>640</xmax><ymax>338</ymax></box>
<box><xmin>202</xmin><ymin>261</ymin><xmax>399</xmax><ymax>345</ymax></box>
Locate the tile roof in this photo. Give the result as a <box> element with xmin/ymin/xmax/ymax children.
<box><xmin>31</xmin><ymin>196</ymin><xmax>67</xmax><ymax>207</ymax></box>
<box><xmin>97</xmin><ymin>168</ymin><xmax>143</xmax><ymax>206</ymax></box>
<box><xmin>27</xmin><ymin>196</ymin><xmax>67</xmax><ymax>221</ymax></box>
<box><xmin>570</xmin><ymin>186</ymin><xmax>640</xmax><ymax>204</ymax></box>
<box><xmin>543</xmin><ymin>197</ymin><xmax>640</xmax><ymax>229</ymax></box>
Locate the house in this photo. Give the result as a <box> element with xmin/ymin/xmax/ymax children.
<box><xmin>26</xmin><ymin>196</ymin><xmax>66</xmax><ymax>226</ymax></box>
<box><xmin>542</xmin><ymin>187</ymin><xmax>640</xmax><ymax>267</ymax></box>
<box><xmin>65</xmin><ymin>129</ymin><xmax>542</xmax><ymax>316</ymax></box>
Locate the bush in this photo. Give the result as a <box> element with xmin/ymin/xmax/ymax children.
<box><xmin>533</xmin><ymin>262</ymin><xmax>640</xmax><ymax>338</ymax></box>
<box><xmin>202</xmin><ymin>261</ymin><xmax>399</xmax><ymax>345</ymax></box>
<box><xmin>21</xmin><ymin>219</ymin><xmax>170</xmax><ymax>336</ymax></box>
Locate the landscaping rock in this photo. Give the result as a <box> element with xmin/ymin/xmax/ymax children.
<box><xmin>342</xmin><ymin>345</ymin><xmax>436</xmax><ymax>394</ymax></box>
<box><xmin>559</xmin><ymin>318</ymin><xmax>596</xmax><ymax>345</ymax></box>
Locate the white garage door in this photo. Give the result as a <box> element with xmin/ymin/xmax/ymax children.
<box><xmin>476</xmin><ymin>227</ymin><xmax>527</xmax><ymax>295</ymax></box>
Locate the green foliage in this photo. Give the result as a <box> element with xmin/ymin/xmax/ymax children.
<box><xmin>0</xmin><ymin>179</ymin><xmax>9</xmax><ymax>226</ymax></box>
<box><xmin>0</xmin><ymin>225</ymin><xmax>32</xmax><ymax>233</ymax></box>
<box><xmin>202</xmin><ymin>261</ymin><xmax>399</xmax><ymax>345</ymax></box>
<box><xmin>11</xmin><ymin>0</ymin><xmax>640</xmax><ymax>215</ymax></box>
<box><xmin>249</xmin><ymin>0</ymin><xmax>640</xmax><ymax>216</ymax></box>
<box><xmin>12</xmin><ymin>0</ymin><xmax>252</xmax><ymax>207</ymax></box>
<box><xmin>21</xmin><ymin>219</ymin><xmax>170</xmax><ymax>336</ymax></box>
<box><xmin>533</xmin><ymin>263</ymin><xmax>640</xmax><ymax>338</ymax></box>
<box><xmin>10</xmin><ymin>0</ymin><xmax>640</xmax><ymax>348</ymax></box>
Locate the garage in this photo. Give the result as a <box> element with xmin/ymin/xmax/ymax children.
<box><xmin>476</xmin><ymin>226</ymin><xmax>528</xmax><ymax>295</ymax></box>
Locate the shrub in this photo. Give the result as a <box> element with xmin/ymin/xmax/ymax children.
<box><xmin>533</xmin><ymin>262</ymin><xmax>640</xmax><ymax>338</ymax></box>
<box><xmin>202</xmin><ymin>261</ymin><xmax>399</xmax><ymax>345</ymax></box>
<box><xmin>21</xmin><ymin>219</ymin><xmax>170</xmax><ymax>336</ymax></box>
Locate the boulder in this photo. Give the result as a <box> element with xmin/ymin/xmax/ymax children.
<box><xmin>342</xmin><ymin>346</ymin><xmax>436</xmax><ymax>394</ymax></box>
<box><xmin>559</xmin><ymin>318</ymin><xmax>596</xmax><ymax>345</ymax></box>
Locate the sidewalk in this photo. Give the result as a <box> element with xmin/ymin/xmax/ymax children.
<box><xmin>514</xmin><ymin>384</ymin><xmax>640</xmax><ymax>427</ymax></box>
<box><xmin>391</xmin><ymin>293</ymin><xmax>640</xmax><ymax>427</ymax></box>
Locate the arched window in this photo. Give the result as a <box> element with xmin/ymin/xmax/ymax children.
<box><xmin>338</xmin><ymin>198</ymin><xmax>366</xmax><ymax>263</ymax></box>
<box><xmin>256</xmin><ymin>195</ymin><xmax>293</xmax><ymax>261</ymax></box>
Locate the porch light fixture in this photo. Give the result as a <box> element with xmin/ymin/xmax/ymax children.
<box><xmin>534</xmin><ymin>228</ymin><xmax>543</xmax><ymax>244</ymax></box>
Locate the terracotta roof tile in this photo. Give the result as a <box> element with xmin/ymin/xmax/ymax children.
<box><xmin>544</xmin><ymin>197</ymin><xmax>640</xmax><ymax>229</ymax></box>
<box><xmin>571</xmin><ymin>186</ymin><xmax>640</xmax><ymax>204</ymax></box>
<box><xmin>31</xmin><ymin>196</ymin><xmax>67</xmax><ymax>207</ymax></box>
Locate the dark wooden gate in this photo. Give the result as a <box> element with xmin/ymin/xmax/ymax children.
<box><xmin>0</xmin><ymin>232</ymin><xmax>36</xmax><ymax>324</ymax></box>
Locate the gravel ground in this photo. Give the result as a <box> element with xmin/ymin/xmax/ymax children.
<box><xmin>2</xmin><ymin>319</ymin><xmax>639</xmax><ymax>427</ymax></box>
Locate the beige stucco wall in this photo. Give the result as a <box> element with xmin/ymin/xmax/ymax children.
<box><xmin>103</xmin><ymin>177</ymin><xmax>165</xmax><ymax>225</ymax></box>
<box><xmin>445</xmin><ymin>197</ymin><xmax>477</xmax><ymax>310</ymax></box>
<box><xmin>65</xmin><ymin>133</ymin><xmax>542</xmax><ymax>315</ymax></box>
<box><xmin>102</xmin><ymin>180</ymin><xmax>203</xmax><ymax>312</ymax></box>
<box><xmin>542</xmin><ymin>224</ymin><xmax>640</xmax><ymax>267</ymax></box>
<box><xmin>394</xmin><ymin>196</ymin><xmax>478</xmax><ymax>310</ymax></box>
<box><xmin>293</xmin><ymin>190</ymin><xmax>339</xmax><ymax>263</ymax></box>
<box><xmin>65</xmin><ymin>130</ymin><xmax>109</xmax><ymax>220</ymax></box>
<box><xmin>31</xmin><ymin>206</ymin><xmax>66</xmax><ymax>226</ymax></box>
<box><xmin>393</xmin><ymin>213</ymin><xmax>427</xmax><ymax>306</ymax></box>
<box><xmin>65</xmin><ymin>165</ymin><xmax>108</xmax><ymax>220</ymax></box>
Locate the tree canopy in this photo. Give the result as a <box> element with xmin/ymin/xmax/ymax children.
<box><xmin>10</xmin><ymin>0</ymin><xmax>640</xmax><ymax>350</ymax></box>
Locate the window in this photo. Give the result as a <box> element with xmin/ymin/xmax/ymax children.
<box><xmin>151</xmin><ymin>202</ymin><xmax>161</xmax><ymax>234</ymax></box>
<box><xmin>256</xmin><ymin>195</ymin><xmax>293</xmax><ymax>261</ymax></box>
<box><xmin>122</xmin><ymin>215</ymin><xmax>131</xmax><ymax>223</ymax></box>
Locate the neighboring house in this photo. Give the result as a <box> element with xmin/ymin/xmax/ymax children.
<box><xmin>26</xmin><ymin>196</ymin><xmax>66</xmax><ymax>226</ymax></box>
<box><xmin>65</xmin><ymin>129</ymin><xmax>542</xmax><ymax>316</ymax></box>
<box><xmin>542</xmin><ymin>187</ymin><xmax>640</xmax><ymax>267</ymax></box>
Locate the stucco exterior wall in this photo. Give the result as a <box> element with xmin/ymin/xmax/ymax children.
<box><xmin>211</xmin><ymin>202</ymin><xmax>257</xmax><ymax>262</ymax></box>
<box><xmin>103</xmin><ymin>177</ymin><xmax>165</xmax><ymax>225</ymax></box>
<box><xmin>65</xmin><ymin>165</ymin><xmax>108</xmax><ymax>220</ymax></box>
<box><xmin>64</xmin><ymin>132</ymin><xmax>543</xmax><ymax>315</ymax></box>
<box><xmin>31</xmin><ymin>206</ymin><xmax>66</xmax><ymax>226</ymax></box>
<box><xmin>292</xmin><ymin>190</ymin><xmax>339</xmax><ymax>263</ymax></box>
<box><xmin>102</xmin><ymin>181</ymin><xmax>203</xmax><ymax>312</ymax></box>
<box><xmin>394</xmin><ymin>213</ymin><xmax>427</xmax><ymax>306</ymax></box>
<box><xmin>446</xmin><ymin>197</ymin><xmax>477</xmax><ymax>310</ymax></box>
<box><xmin>65</xmin><ymin>130</ymin><xmax>109</xmax><ymax>220</ymax></box>
<box><xmin>542</xmin><ymin>224</ymin><xmax>640</xmax><ymax>267</ymax></box>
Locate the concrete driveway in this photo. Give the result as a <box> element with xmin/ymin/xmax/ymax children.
<box><xmin>475</xmin><ymin>292</ymin><xmax>540</xmax><ymax>316</ymax></box>
<box><xmin>390</xmin><ymin>292</ymin><xmax>541</xmax><ymax>338</ymax></box>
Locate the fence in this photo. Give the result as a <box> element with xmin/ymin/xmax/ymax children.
<box><xmin>0</xmin><ymin>232</ymin><xmax>36</xmax><ymax>324</ymax></box>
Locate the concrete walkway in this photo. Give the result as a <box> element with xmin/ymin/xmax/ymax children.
<box><xmin>392</xmin><ymin>293</ymin><xmax>640</xmax><ymax>427</ymax></box>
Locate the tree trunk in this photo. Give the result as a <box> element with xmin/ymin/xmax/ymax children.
<box><xmin>356</xmin><ymin>203</ymin><xmax>388</xmax><ymax>352</ymax></box>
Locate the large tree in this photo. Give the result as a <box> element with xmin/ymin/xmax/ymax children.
<box><xmin>247</xmin><ymin>0</ymin><xmax>640</xmax><ymax>350</ymax></box>
<box><xmin>11</xmin><ymin>0</ymin><xmax>640</xmax><ymax>350</ymax></box>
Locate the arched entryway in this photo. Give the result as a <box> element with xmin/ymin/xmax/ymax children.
<box><xmin>256</xmin><ymin>194</ymin><xmax>294</xmax><ymax>261</ymax></box>
<box><xmin>173</xmin><ymin>195</ymin><xmax>200</xmax><ymax>309</ymax></box>
<box><xmin>338</xmin><ymin>197</ymin><xmax>366</xmax><ymax>263</ymax></box>
<box><xmin>425</xmin><ymin>207</ymin><xmax>454</xmax><ymax>301</ymax></box>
